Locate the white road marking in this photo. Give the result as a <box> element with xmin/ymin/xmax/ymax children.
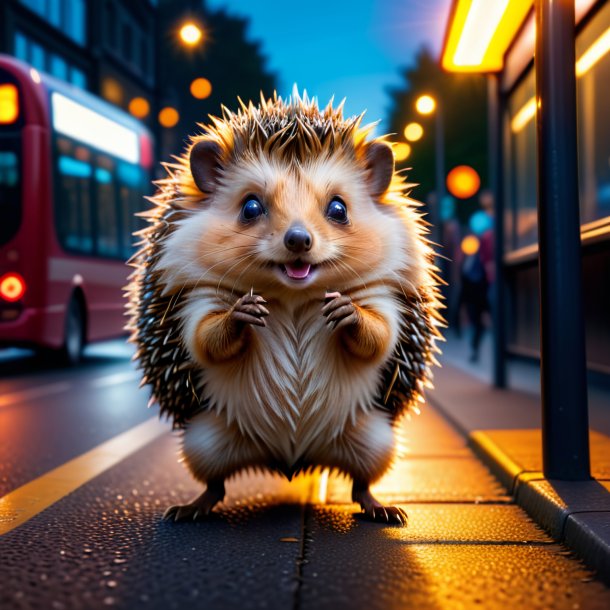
<box><xmin>90</xmin><ymin>371</ymin><xmax>140</xmax><ymax>388</ymax></box>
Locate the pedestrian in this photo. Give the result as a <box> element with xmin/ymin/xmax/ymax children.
<box><xmin>459</xmin><ymin>242</ymin><xmax>489</xmax><ymax>362</ymax></box>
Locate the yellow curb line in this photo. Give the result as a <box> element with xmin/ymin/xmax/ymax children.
<box><xmin>0</xmin><ymin>417</ymin><xmax>169</xmax><ymax>536</ymax></box>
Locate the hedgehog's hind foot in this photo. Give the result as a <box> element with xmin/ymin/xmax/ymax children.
<box><xmin>163</xmin><ymin>479</ymin><xmax>225</xmax><ymax>522</ymax></box>
<box><xmin>352</xmin><ymin>479</ymin><xmax>408</xmax><ymax>527</ymax></box>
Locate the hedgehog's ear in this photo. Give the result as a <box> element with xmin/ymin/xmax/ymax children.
<box><xmin>189</xmin><ymin>140</ymin><xmax>223</xmax><ymax>194</ymax></box>
<box><xmin>365</xmin><ymin>142</ymin><xmax>394</xmax><ymax>198</ymax></box>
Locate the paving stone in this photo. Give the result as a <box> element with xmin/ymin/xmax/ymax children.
<box><xmin>299</xmin><ymin>506</ymin><xmax>610</xmax><ymax>610</ymax></box>
<box><xmin>398</xmin><ymin>406</ymin><xmax>469</xmax><ymax>457</ymax></box>
<box><xmin>326</xmin><ymin>456</ymin><xmax>510</xmax><ymax>504</ymax></box>
<box><xmin>311</xmin><ymin>504</ymin><xmax>551</xmax><ymax>543</ymax></box>
<box><xmin>470</xmin><ymin>429</ymin><xmax>610</xmax><ymax>481</ymax></box>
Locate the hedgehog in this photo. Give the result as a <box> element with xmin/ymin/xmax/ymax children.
<box><xmin>126</xmin><ymin>90</ymin><xmax>443</xmax><ymax>526</ymax></box>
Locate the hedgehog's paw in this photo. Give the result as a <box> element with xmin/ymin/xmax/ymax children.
<box><xmin>163</xmin><ymin>481</ymin><xmax>225</xmax><ymax>522</ymax></box>
<box><xmin>231</xmin><ymin>292</ymin><xmax>269</xmax><ymax>328</ymax></box>
<box><xmin>352</xmin><ymin>483</ymin><xmax>408</xmax><ymax>527</ymax></box>
<box><xmin>322</xmin><ymin>291</ymin><xmax>358</xmax><ymax>330</ymax></box>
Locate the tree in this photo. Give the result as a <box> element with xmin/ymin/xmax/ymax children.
<box><xmin>156</xmin><ymin>1</ymin><xmax>277</xmax><ymax>161</ymax></box>
<box><xmin>386</xmin><ymin>47</ymin><xmax>488</xmax><ymax>224</ymax></box>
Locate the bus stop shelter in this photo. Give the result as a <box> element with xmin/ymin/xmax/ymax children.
<box><xmin>441</xmin><ymin>0</ymin><xmax>591</xmax><ymax>482</ymax></box>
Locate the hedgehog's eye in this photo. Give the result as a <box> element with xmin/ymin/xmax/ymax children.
<box><xmin>240</xmin><ymin>196</ymin><xmax>264</xmax><ymax>222</ymax></box>
<box><xmin>326</xmin><ymin>198</ymin><xmax>348</xmax><ymax>224</ymax></box>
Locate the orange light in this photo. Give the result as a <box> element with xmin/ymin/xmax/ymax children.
<box><xmin>404</xmin><ymin>122</ymin><xmax>423</xmax><ymax>142</ymax></box>
<box><xmin>461</xmin><ymin>235</ymin><xmax>480</xmax><ymax>256</ymax></box>
<box><xmin>180</xmin><ymin>23</ymin><xmax>203</xmax><ymax>46</ymax></box>
<box><xmin>446</xmin><ymin>165</ymin><xmax>481</xmax><ymax>199</ymax></box>
<box><xmin>159</xmin><ymin>107</ymin><xmax>179</xmax><ymax>128</ymax></box>
<box><xmin>415</xmin><ymin>95</ymin><xmax>436</xmax><ymax>115</ymax></box>
<box><xmin>442</xmin><ymin>0</ymin><xmax>532</xmax><ymax>73</ymax></box>
<box><xmin>0</xmin><ymin>84</ymin><xmax>19</xmax><ymax>124</ymax></box>
<box><xmin>129</xmin><ymin>97</ymin><xmax>150</xmax><ymax>119</ymax></box>
<box><xmin>393</xmin><ymin>142</ymin><xmax>411</xmax><ymax>162</ymax></box>
<box><xmin>190</xmin><ymin>77</ymin><xmax>212</xmax><ymax>99</ymax></box>
<box><xmin>101</xmin><ymin>78</ymin><xmax>123</xmax><ymax>105</ymax></box>
<box><xmin>0</xmin><ymin>272</ymin><xmax>26</xmax><ymax>302</ymax></box>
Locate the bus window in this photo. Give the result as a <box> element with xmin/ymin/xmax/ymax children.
<box><xmin>0</xmin><ymin>137</ymin><xmax>21</xmax><ymax>246</ymax></box>
<box><xmin>55</xmin><ymin>137</ymin><xmax>93</xmax><ymax>253</ymax></box>
<box><xmin>118</xmin><ymin>162</ymin><xmax>146</xmax><ymax>259</ymax></box>
<box><xmin>95</xmin><ymin>154</ymin><xmax>120</xmax><ymax>257</ymax></box>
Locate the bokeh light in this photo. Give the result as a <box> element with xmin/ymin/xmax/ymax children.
<box><xmin>128</xmin><ymin>97</ymin><xmax>150</xmax><ymax>119</ymax></box>
<box><xmin>101</xmin><ymin>78</ymin><xmax>123</xmax><ymax>105</ymax></box>
<box><xmin>461</xmin><ymin>235</ymin><xmax>480</xmax><ymax>256</ymax></box>
<box><xmin>446</xmin><ymin>165</ymin><xmax>481</xmax><ymax>199</ymax></box>
<box><xmin>179</xmin><ymin>23</ymin><xmax>203</xmax><ymax>46</ymax></box>
<box><xmin>159</xmin><ymin>107</ymin><xmax>179</xmax><ymax>128</ymax></box>
<box><xmin>415</xmin><ymin>94</ymin><xmax>436</xmax><ymax>115</ymax></box>
<box><xmin>393</xmin><ymin>142</ymin><xmax>411</xmax><ymax>162</ymax></box>
<box><xmin>469</xmin><ymin>210</ymin><xmax>493</xmax><ymax>235</ymax></box>
<box><xmin>190</xmin><ymin>78</ymin><xmax>212</xmax><ymax>99</ymax></box>
<box><xmin>404</xmin><ymin>122</ymin><xmax>423</xmax><ymax>142</ymax></box>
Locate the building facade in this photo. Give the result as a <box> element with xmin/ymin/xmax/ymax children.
<box><xmin>501</xmin><ymin>0</ymin><xmax>610</xmax><ymax>374</ymax></box>
<box><xmin>0</xmin><ymin>0</ymin><xmax>157</xmax><ymax>131</ymax></box>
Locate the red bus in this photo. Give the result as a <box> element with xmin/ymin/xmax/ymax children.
<box><xmin>0</xmin><ymin>55</ymin><xmax>153</xmax><ymax>364</ymax></box>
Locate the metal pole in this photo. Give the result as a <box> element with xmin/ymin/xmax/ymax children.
<box><xmin>535</xmin><ymin>0</ymin><xmax>590</xmax><ymax>480</ymax></box>
<box><xmin>488</xmin><ymin>75</ymin><xmax>506</xmax><ymax>389</ymax></box>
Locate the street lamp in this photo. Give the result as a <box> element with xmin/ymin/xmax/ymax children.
<box><xmin>415</xmin><ymin>94</ymin><xmax>444</xmax><ymax>244</ymax></box>
<box><xmin>179</xmin><ymin>22</ymin><xmax>203</xmax><ymax>46</ymax></box>
<box><xmin>404</xmin><ymin>122</ymin><xmax>423</xmax><ymax>142</ymax></box>
<box><xmin>393</xmin><ymin>142</ymin><xmax>411</xmax><ymax>162</ymax></box>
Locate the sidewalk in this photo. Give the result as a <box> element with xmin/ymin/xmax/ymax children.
<box><xmin>430</xmin><ymin>332</ymin><xmax>610</xmax><ymax>586</ymax></box>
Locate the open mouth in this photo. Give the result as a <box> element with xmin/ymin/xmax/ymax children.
<box><xmin>280</xmin><ymin>260</ymin><xmax>315</xmax><ymax>281</ymax></box>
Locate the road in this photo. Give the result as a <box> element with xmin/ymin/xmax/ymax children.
<box><xmin>0</xmin><ymin>340</ymin><xmax>609</xmax><ymax>609</ymax></box>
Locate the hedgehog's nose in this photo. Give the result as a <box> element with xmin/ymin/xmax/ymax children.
<box><xmin>284</xmin><ymin>225</ymin><xmax>312</xmax><ymax>253</ymax></box>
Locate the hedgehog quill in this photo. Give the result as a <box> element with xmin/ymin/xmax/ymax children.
<box><xmin>127</xmin><ymin>91</ymin><xmax>443</xmax><ymax>526</ymax></box>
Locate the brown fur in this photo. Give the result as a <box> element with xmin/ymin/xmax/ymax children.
<box><xmin>126</xmin><ymin>90</ymin><xmax>443</xmax><ymax>524</ymax></box>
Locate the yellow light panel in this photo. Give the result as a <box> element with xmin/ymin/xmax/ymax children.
<box><xmin>576</xmin><ymin>26</ymin><xmax>610</xmax><ymax>76</ymax></box>
<box><xmin>510</xmin><ymin>96</ymin><xmax>536</xmax><ymax>133</ymax></box>
<box><xmin>442</xmin><ymin>0</ymin><xmax>533</xmax><ymax>72</ymax></box>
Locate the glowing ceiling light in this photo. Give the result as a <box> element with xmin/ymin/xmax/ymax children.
<box><xmin>510</xmin><ymin>96</ymin><xmax>536</xmax><ymax>133</ymax></box>
<box><xmin>454</xmin><ymin>0</ymin><xmax>510</xmax><ymax>66</ymax></box>
<box><xmin>576</xmin><ymin>27</ymin><xmax>610</xmax><ymax>76</ymax></box>
<box><xmin>442</xmin><ymin>0</ymin><xmax>533</xmax><ymax>72</ymax></box>
<box><xmin>51</xmin><ymin>92</ymin><xmax>139</xmax><ymax>164</ymax></box>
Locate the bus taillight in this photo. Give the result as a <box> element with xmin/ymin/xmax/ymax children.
<box><xmin>0</xmin><ymin>83</ymin><xmax>19</xmax><ymax>124</ymax></box>
<box><xmin>0</xmin><ymin>272</ymin><xmax>26</xmax><ymax>302</ymax></box>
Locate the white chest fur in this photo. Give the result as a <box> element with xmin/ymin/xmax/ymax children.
<box><xmin>196</xmin><ymin>297</ymin><xmax>395</xmax><ymax>466</ymax></box>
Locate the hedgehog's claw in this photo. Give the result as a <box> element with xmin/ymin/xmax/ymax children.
<box><xmin>352</xmin><ymin>480</ymin><xmax>408</xmax><ymax>527</ymax></box>
<box><xmin>163</xmin><ymin>480</ymin><xmax>225</xmax><ymax>523</ymax></box>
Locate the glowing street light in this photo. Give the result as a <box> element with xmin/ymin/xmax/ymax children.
<box><xmin>190</xmin><ymin>77</ymin><xmax>212</xmax><ymax>99</ymax></box>
<box><xmin>159</xmin><ymin>107</ymin><xmax>179</xmax><ymax>128</ymax></box>
<box><xmin>415</xmin><ymin>94</ymin><xmax>443</xmax><ymax>242</ymax></box>
<box><xmin>404</xmin><ymin>122</ymin><xmax>423</xmax><ymax>142</ymax></box>
<box><xmin>446</xmin><ymin>165</ymin><xmax>481</xmax><ymax>199</ymax></box>
<box><xmin>415</xmin><ymin>94</ymin><xmax>436</xmax><ymax>115</ymax></box>
<box><xmin>393</xmin><ymin>142</ymin><xmax>411</xmax><ymax>162</ymax></box>
<box><xmin>179</xmin><ymin>22</ymin><xmax>203</xmax><ymax>46</ymax></box>
<box><xmin>128</xmin><ymin>97</ymin><xmax>150</xmax><ymax>119</ymax></box>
